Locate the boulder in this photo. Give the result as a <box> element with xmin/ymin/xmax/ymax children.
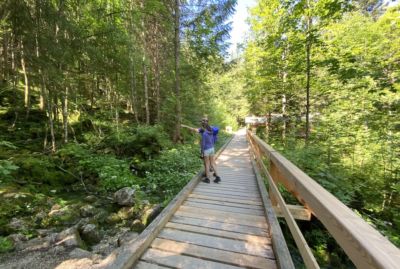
<box><xmin>113</xmin><ymin>187</ymin><xmax>136</xmax><ymax>206</ymax></box>
<box><xmin>117</xmin><ymin>231</ymin><xmax>139</xmax><ymax>247</ymax></box>
<box><xmin>69</xmin><ymin>248</ymin><xmax>92</xmax><ymax>259</ymax></box>
<box><xmin>131</xmin><ymin>219</ymin><xmax>145</xmax><ymax>232</ymax></box>
<box><xmin>34</xmin><ymin>211</ymin><xmax>47</xmax><ymax>225</ymax></box>
<box><xmin>56</xmin><ymin>227</ymin><xmax>85</xmax><ymax>249</ymax></box>
<box><xmin>80</xmin><ymin>224</ymin><xmax>101</xmax><ymax>244</ymax></box>
<box><xmin>80</xmin><ymin>204</ymin><xmax>96</xmax><ymax>217</ymax></box>
<box><xmin>141</xmin><ymin>204</ymin><xmax>162</xmax><ymax>226</ymax></box>
<box><xmin>7</xmin><ymin>217</ymin><xmax>27</xmax><ymax>232</ymax></box>
<box><xmin>84</xmin><ymin>195</ymin><xmax>97</xmax><ymax>203</ymax></box>
<box><xmin>117</xmin><ymin>207</ymin><xmax>135</xmax><ymax>220</ymax></box>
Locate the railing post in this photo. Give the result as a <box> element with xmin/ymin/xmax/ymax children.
<box><xmin>269</xmin><ymin>161</ymin><xmax>279</xmax><ymax>207</ymax></box>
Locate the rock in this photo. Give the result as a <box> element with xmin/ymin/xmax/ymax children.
<box><xmin>106</xmin><ymin>213</ymin><xmax>121</xmax><ymax>224</ymax></box>
<box><xmin>37</xmin><ymin>229</ymin><xmax>52</xmax><ymax>237</ymax></box>
<box><xmin>80</xmin><ymin>224</ymin><xmax>101</xmax><ymax>244</ymax></box>
<box><xmin>20</xmin><ymin>237</ymin><xmax>50</xmax><ymax>251</ymax></box>
<box><xmin>117</xmin><ymin>207</ymin><xmax>135</xmax><ymax>220</ymax></box>
<box><xmin>113</xmin><ymin>187</ymin><xmax>136</xmax><ymax>206</ymax></box>
<box><xmin>131</xmin><ymin>219</ymin><xmax>145</xmax><ymax>232</ymax></box>
<box><xmin>56</xmin><ymin>258</ymin><xmax>94</xmax><ymax>269</ymax></box>
<box><xmin>34</xmin><ymin>211</ymin><xmax>47</xmax><ymax>225</ymax></box>
<box><xmin>84</xmin><ymin>195</ymin><xmax>97</xmax><ymax>203</ymax></box>
<box><xmin>141</xmin><ymin>204</ymin><xmax>162</xmax><ymax>226</ymax></box>
<box><xmin>80</xmin><ymin>204</ymin><xmax>96</xmax><ymax>217</ymax></box>
<box><xmin>91</xmin><ymin>241</ymin><xmax>114</xmax><ymax>256</ymax></box>
<box><xmin>7</xmin><ymin>233</ymin><xmax>28</xmax><ymax>243</ymax></box>
<box><xmin>56</xmin><ymin>227</ymin><xmax>85</xmax><ymax>249</ymax></box>
<box><xmin>117</xmin><ymin>231</ymin><xmax>139</xmax><ymax>247</ymax></box>
<box><xmin>7</xmin><ymin>217</ymin><xmax>27</xmax><ymax>232</ymax></box>
<box><xmin>69</xmin><ymin>248</ymin><xmax>92</xmax><ymax>259</ymax></box>
<box><xmin>74</xmin><ymin>217</ymin><xmax>91</xmax><ymax>230</ymax></box>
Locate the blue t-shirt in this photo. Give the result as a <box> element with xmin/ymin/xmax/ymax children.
<box><xmin>198</xmin><ymin>126</ymin><xmax>219</xmax><ymax>152</ymax></box>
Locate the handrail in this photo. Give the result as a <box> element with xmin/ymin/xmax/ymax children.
<box><xmin>247</xmin><ymin>129</ymin><xmax>400</xmax><ymax>269</ymax></box>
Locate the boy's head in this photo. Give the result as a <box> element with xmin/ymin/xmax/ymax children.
<box><xmin>201</xmin><ymin>117</ymin><xmax>208</xmax><ymax>128</ymax></box>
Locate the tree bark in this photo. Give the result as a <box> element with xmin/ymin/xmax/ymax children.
<box><xmin>143</xmin><ymin>60</ymin><xmax>150</xmax><ymax>124</ymax></box>
<box><xmin>173</xmin><ymin>0</ymin><xmax>182</xmax><ymax>142</ymax></box>
<box><xmin>20</xmin><ymin>40</ymin><xmax>30</xmax><ymax>117</ymax></box>
<box><xmin>305</xmin><ymin>2</ymin><xmax>312</xmax><ymax>143</ymax></box>
<box><xmin>61</xmin><ymin>86</ymin><xmax>68</xmax><ymax>143</ymax></box>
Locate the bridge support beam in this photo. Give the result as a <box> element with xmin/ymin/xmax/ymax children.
<box><xmin>273</xmin><ymin>205</ymin><xmax>312</xmax><ymax>221</ymax></box>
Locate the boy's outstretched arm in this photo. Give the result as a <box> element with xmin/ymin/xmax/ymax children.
<box><xmin>181</xmin><ymin>124</ymin><xmax>199</xmax><ymax>133</ymax></box>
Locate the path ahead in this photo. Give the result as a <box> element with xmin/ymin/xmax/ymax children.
<box><xmin>133</xmin><ymin>129</ymin><xmax>277</xmax><ymax>269</ymax></box>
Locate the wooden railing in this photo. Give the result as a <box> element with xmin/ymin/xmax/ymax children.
<box><xmin>247</xmin><ymin>129</ymin><xmax>400</xmax><ymax>269</ymax></box>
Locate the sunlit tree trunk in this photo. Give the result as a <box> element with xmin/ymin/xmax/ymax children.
<box><xmin>20</xmin><ymin>41</ymin><xmax>30</xmax><ymax>117</ymax></box>
<box><xmin>305</xmin><ymin>0</ymin><xmax>312</xmax><ymax>143</ymax></box>
<box><xmin>143</xmin><ymin>60</ymin><xmax>150</xmax><ymax>124</ymax></box>
<box><xmin>61</xmin><ymin>86</ymin><xmax>68</xmax><ymax>143</ymax></box>
<box><xmin>173</xmin><ymin>0</ymin><xmax>182</xmax><ymax>142</ymax></box>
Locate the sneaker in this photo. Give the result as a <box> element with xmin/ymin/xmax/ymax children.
<box><xmin>213</xmin><ymin>176</ymin><xmax>221</xmax><ymax>183</ymax></box>
<box><xmin>203</xmin><ymin>178</ymin><xmax>210</xmax><ymax>183</ymax></box>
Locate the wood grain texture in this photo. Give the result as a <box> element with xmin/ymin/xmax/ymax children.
<box><xmin>150</xmin><ymin>238</ymin><xmax>277</xmax><ymax>269</ymax></box>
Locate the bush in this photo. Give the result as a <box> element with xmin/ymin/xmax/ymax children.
<box><xmin>101</xmin><ymin>125</ymin><xmax>171</xmax><ymax>159</ymax></box>
<box><xmin>0</xmin><ymin>160</ymin><xmax>19</xmax><ymax>181</ymax></box>
<box><xmin>13</xmin><ymin>155</ymin><xmax>74</xmax><ymax>186</ymax></box>
<box><xmin>58</xmin><ymin>143</ymin><xmax>142</xmax><ymax>191</ymax></box>
<box><xmin>0</xmin><ymin>236</ymin><xmax>13</xmax><ymax>253</ymax></box>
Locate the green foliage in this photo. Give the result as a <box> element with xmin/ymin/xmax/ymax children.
<box><xmin>58</xmin><ymin>143</ymin><xmax>141</xmax><ymax>191</ymax></box>
<box><xmin>101</xmin><ymin>125</ymin><xmax>171</xmax><ymax>159</ymax></box>
<box><xmin>0</xmin><ymin>160</ymin><xmax>19</xmax><ymax>181</ymax></box>
<box><xmin>0</xmin><ymin>236</ymin><xmax>13</xmax><ymax>253</ymax></box>
<box><xmin>13</xmin><ymin>155</ymin><xmax>72</xmax><ymax>186</ymax></box>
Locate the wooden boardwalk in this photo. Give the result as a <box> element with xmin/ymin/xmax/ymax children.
<box><xmin>133</xmin><ymin>130</ymin><xmax>277</xmax><ymax>269</ymax></box>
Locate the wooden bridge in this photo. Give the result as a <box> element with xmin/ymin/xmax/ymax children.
<box><xmin>99</xmin><ymin>129</ymin><xmax>400</xmax><ymax>269</ymax></box>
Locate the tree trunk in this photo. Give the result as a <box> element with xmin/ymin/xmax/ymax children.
<box><xmin>305</xmin><ymin>2</ymin><xmax>312</xmax><ymax>143</ymax></box>
<box><xmin>130</xmin><ymin>56</ymin><xmax>139</xmax><ymax>123</ymax></box>
<box><xmin>282</xmin><ymin>94</ymin><xmax>286</xmax><ymax>141</ymax></box>
<box><xmin>44</xmin><ymin>75</ymin><xmax>56</xmax><ymax>152</ymax></box>
<box><xmin>173</xmin><ymin>0</ymin><xmax>182</xmax><ymax>142</ymax></box>
<box><xmin>61</xmin><ymin>86</ymin><xmax>68</xmax><ymax>143</ymax></box>
<box><xmin>20</xmin><ymin>41</ymin><xmax>30</xmax><ymax>117</ymax></box>
<box><xmin>143</xmin><ymin>60</ymin><xmax>150</xmax><ymax>124</ymax></box>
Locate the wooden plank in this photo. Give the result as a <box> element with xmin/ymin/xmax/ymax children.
<box><xmin>99</xmin><ymin>135</ymin><xmax>234</xmax><ymax>269</ymax></box>
<box><xmin>193</xmin><ymin>189</ymin><xmax>260</xmax><ymax>199</ymax></box>
<box><xmin>189</xmin><ymin>192</ymin><xmax>261</xmax><ymax>202</ymax></box>
<box><xmin>192</xmin><ymin>190</ymin><xmax>260</xmax><ymax>201</ymax></box>
<box><xmin>141</xmin><ymin>248</ymin><xmax>243</xmax><ymax>269</ymax></box>
<box><xmin>158</xmin><ymin>228</ymin><xmax>275</xmax><ymax>258</ymax></box>
<box><xmin>170</xmin><ymin>215</ymin><xmax>268</xmax><ymax>236</ymax></box>
<box><xmin>186</xmin><ymin>197</ymin><xmax>264</xmax><ymax>210</ymax></box>
<box><xmin>165</xmin><ymin>222</ymin><xmax>271</xmax><ymax>244</ymax></box>
<box><xmin>134</xmin><ymin>261</ymin><xmax>170</xmax><ymax>269</ymax></box>
<box><xmin>250</xmin><ymin>131</ymin><xmax>400</xmax><ymax>269</ymax></box>
<box><xmin>273</xmin><ymin>205</ymin><xmax>312</xmax><ymax>221</ymax></box>
<box><xmin>175</xmin><ymin>208</ymin><xmax>268</xmax><ymax>229</ymax></box>
<box><xmin>203</xmin><ymin>183</ymin><xmax>259</xmax><ymax>191</ymax></box>
<box><xmin>183</xmin><ymin>201</ymin><xmax>264</xmax><ymax>216</ymax></box>
<box><xmin>151</xmin><ymin>238</ymin><xmax>277</xmax><ymax>269</ymax></box>
<box><xmin>179</xmin><ymin>205</ymin><xmax>267</xmax><ymax>224</ymax></box>
<box><xmin>196</xmin><ymin>183</ymin><xmax>259</xmax><ymax>196</ymax></box>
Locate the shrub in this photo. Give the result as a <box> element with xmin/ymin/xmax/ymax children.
<box><xmin>101</xmin><ymin>125</ymin><xmax>171</xmax><ymax>159</ymax></box>
<box><xmin>58</xmin><ymin>143</ymin><xmax>142</xmax><ymax>191</ymax></box>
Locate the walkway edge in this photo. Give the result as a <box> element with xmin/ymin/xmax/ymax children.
<box><xmin>97</xmin><ymin>134</ymin><xmax>234</xmax><ymax>269</ymax></box>
<box><xmin>250</xmin><ymin>151</ymin><xmax>295</xmax><ymax>269</ymax></box>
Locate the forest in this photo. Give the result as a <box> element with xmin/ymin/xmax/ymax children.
<box><xmin>0</xmin><ymin>0</ymin><xmax>399</xmax><ymax>268</ymax></box>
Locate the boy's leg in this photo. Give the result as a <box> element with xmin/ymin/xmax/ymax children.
<box><xmin>210</xmin><ymin>155</ymin><xmax>221</xmax><ymax>183</ymax></box>
<box><xmin>203</xmin><ymin>156</ymin><xmax>211</xmax><ymax>183</ymax></box>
